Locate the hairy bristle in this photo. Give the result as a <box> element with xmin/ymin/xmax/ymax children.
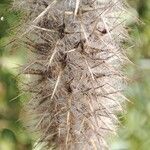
<box><xmin>15</xmin><ymin>0</ymin><xmax>132</xmax><ymax>149</ymax></box>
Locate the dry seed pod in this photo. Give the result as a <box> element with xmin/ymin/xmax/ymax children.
<box><xmin>15</xmin><ymin>0</ymin><xmax>132</xmax><ymax>149</ymax></box>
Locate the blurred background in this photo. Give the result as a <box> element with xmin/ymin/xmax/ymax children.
<box><xmin>0</xmin><ymin>0</ymin><xmax>150</xmax><ymax>150</ymax></box>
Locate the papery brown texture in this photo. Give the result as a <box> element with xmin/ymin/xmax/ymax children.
<box><xmin>15</xmin><ymin>0</ymin><xmax>131</xmax><ymax>149</ymax></box>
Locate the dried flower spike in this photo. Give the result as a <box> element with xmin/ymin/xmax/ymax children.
<box><xmin>15</xmin><ymin>0</ymin><xmax>132</xmax><ymax>149</ymax></box>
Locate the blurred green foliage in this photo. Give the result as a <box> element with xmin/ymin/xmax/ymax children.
<box><xmin>0</xmin><ymin>0</ymin><xmax>32</xmax><ymax>150</ymax></box>
<box><xmin>111</xmin><ymin>0</ymin><xmax>150</xmax><ymax>150</ymax></box>
<box><xmin>130</xmin><ymin>0</ymin><xmax>150</xmax><ymax>59</ymax></box>
<box><xmin>0</xmin><ymin>0</ymin><xmax>150</xmax><ymax>150</ymax></box>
